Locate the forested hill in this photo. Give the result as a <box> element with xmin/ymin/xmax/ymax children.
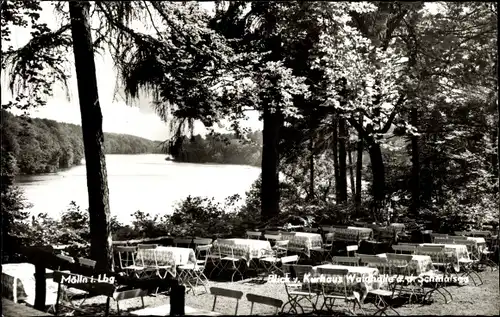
<box><xmin>0</xmin><ymin>110</ymin><xmax>163</xmax><ymax>175</ymax></box>
<box><xmin>171</xmin><ymin>132</ymin><xmax>263</xmax><ymax>167</ymax></box>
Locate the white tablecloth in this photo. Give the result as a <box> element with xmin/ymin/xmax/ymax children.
<box><xmin>418</xmin><ymin>243</ymin><xmax>469</xmax><ymax>270</ymax></box>
<box><xmin>212</xmin><ymin>238</ymin><xmax>273</xmax><ymax>263</ymax></box>
<box><xmin>1</xmin><ymin>263</ymin><xmax>58</xmax><ymax>305</ymax></box>
<box><xmin>281</xmin><ymin>232</ymin><xmax>323</xmax><ymax>257</ymax></box>
<box><xmin>376</xmin><ymin>254</ymin><xmax>434</xmax><ymax>275</ymax></box>
<box><xmin>310</xmin><ymin>264</ymin><xmax>383</xmax><ymax>301</ymax></box>
<box><xmin>137</xmin><ymin>247</ymin><xmax>197</xmax><ymax>267</ymax></box>
<box><xmin>467</xmin><ymin>237</ymin><xmax>487</xmax><ymax>252</ymax></box>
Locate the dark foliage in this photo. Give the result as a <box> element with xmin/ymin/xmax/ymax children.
<box><xmin>1</xmin><ymin>110</ymin><xmax>164</xmax><ymax>174</ymax></box>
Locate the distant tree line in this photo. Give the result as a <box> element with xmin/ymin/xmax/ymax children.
<box><xmin>1</xmin><ymin>110</ymin><xmax>263</xmax><ymax>175</ymax></box>
<box><xmin>0</xmin><ymin>110</ymin><xmax>164</xmax><ymax>175</ymax></box>
<box><xmin>170</xmin><ymin>131</ymin><xmax>263</xmax><ymax>167</ymax></box>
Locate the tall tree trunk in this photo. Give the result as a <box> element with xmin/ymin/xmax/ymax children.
<box><xmin>69</xmin><ymin>1</ymin><xmax>113</xmax><ymax>272</ymax></box>
<box><xmin>410</xmin><ymin>106</ymin><xmax>420</xmax><ymax>217</ymax></box>
<box><xmin>261</xmin><ymin>105</ymin><xmax>281</xmax><ymax>221</ymax></box>
<box><xmin>348</xmin><ymin>142</ymin><xmax>355</xmax><ymax>198</ymax></box>
<box><xmin>492</xmin><ymin>127</ymin><xmax>498</xmax><ymax>181</ymax></box>
<box><xmin>332</xmin><ymin>114</ymin><xmax>340</xmax><ymax>202</ymax></box>
<box><xmin>368</xmin><ymin>140</ymin><xmax>385</xmax><ymax>221</ymax></box>
<box><xmin>497</xmin><ymin>96</ymin><xmax>500</xmax><ymax>217</ymax></box>
<box><xmin>308</xmin><ymin>130</ymin><xmax>315</xmax><ymax>201</ymax></box>
<box><xmin>338</xmin><ymin>116</ymin><xmax>348</xmax><ymax>202</ymax></box>
<box><xmin>355</xmin><ymin>116</ymin><xmax>363</xmax><ymax>213</ymax></box>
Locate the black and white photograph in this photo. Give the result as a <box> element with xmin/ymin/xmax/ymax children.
<box><xmin>1</xmin><ymin>1</ymin><xmax>498</xmax><ymax>316</ymax></box>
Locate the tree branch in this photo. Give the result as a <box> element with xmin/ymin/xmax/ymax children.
<box><xmin>377</xmin><ymin>94</ymin><xmax>406</xmax><ymax>134</ymax></box>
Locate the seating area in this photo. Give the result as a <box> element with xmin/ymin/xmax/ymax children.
<box><xmin>2</xmin><ymin>226</ymin><xmax>498</xmax><ymax>316</ymax></box>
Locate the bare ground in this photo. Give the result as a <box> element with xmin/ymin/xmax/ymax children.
<box><xmin>69</xmin><ymin>268</ymin><xmax>499</xmax><ymax>316</ymax></box>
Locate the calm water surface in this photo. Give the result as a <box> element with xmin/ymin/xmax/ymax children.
<box><xmin>15</xmin><ymin>154</ymin><xmax>260</xmax><ymax>224</ymax></box>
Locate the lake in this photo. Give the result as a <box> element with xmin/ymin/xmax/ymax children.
<box><xmin>15</xmin><ymin>154</ymin><xmax>261</xmax><ymax>224</ymax></box>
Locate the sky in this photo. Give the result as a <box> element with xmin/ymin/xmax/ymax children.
<box><xmin>1</xmin><ymin>1</ymin><xmax>260</xmax><ymax>141</ymax></box>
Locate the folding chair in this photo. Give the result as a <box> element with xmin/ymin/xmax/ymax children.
<box><xmin>247</xmin><ymin>293</ymin><xmax>283</xmax><ymax>315</ymax></box>
<box><xmin>115</xmin><ymin>246</ymin><xmax>145</xmax><ymax>278</ymax></box>
<box><xmin>219</xmin><ymin>245</ymin><xmax>244</xmax><ymax>282</ymax></box>
<box><xmin>177</xmin><ymin>259</ymin><xmax>209</xmax><ymax>295</ymax></box>
<box><xmin>417</xmin><ymin>246</ymin><xmax>453</xmax><ymax>304</ymax></box>
<box><xmin>430</xmin><ymin>233</ymin><xmax>448</xmax><ymax>242</ymax></box>
<box><xmin>448</xmin><ymin>236</ymin><xmax>468</xmax><ymax>241</ymax></box>
<box><xmin>173</xmin><ymin>238</ymin><xmax>193</xmax><ymax>248</ymax></box>
<box><xmin>176</xmin><ymin>241</ymin><xmax>211</xmax><ymax>295</ymax></box>
<box><xmin>312</xmin><ymin>233</ymin><xmax>335</xmax><ymax>264</ymax></box>
<box><xmin>479</xmin><ymin>243</ymin><xmax>499</xmax><ymax>271</ymax></box>
<box><xmin>77</xmin><ymin>257</ymin><xmax>96</xmax><ymax>269</ymax></box>
<box><xmin>53</xmin><ymin>255</ymin><xmax>92</xmax><ymax>309</ymax></box>
<box><xmin>210</xmin><ymin>287</ymin><xmax>243</xmax><ymax>315</ymax></box>
<box><xmin>456</xmin><ymin>240</ymin><xmax>483</xmax><ymax>286</ymax></box>
<box><xmin>193</xmin><ymin>238</ymin><xmax>213</xmax><ymax>266</ymax></box>
<box><xmin>264</xmin><ymin>234</ymin><xmax>282</xmax><ymax>247</ymax></box>
<box><xmin>303</xmin><ymin>227</ymin><xmax>318</xmax><ymax>233</ymax></box>
<box><xmin>56</xmin><ymin>254</ymin><xmax>76</xmax><ymax>270</ymax></box>
<box><xmin>392</xmin><ymin>244</ymin><xmax>417</xmax><ymax>254</ymax></box>
<box><xmin>386</xmin><ymin>253</ymin><xmax>423</xmax><ymax>304</ymax></box>
<box><xmin>265</xmin><ymin>230</ymin><xmax>283</xmax><ymax>235</ymax></box>
<box><xmin>316</xmin><ymin>268</ymin><xmax>364</xmax><ymax>315</ymax></box>
<box><xmin>346</xmin><ymin>245</ymin><xmax>358</xmax><ymax>257</ymax></box>
<box><xmin>281</xmin><ymin>264</ymin><xmax>318</xmax><ymax>314</ymax></box>
<box><xmin>246</xmin><ymin>231</ymin><xmax>263</xmax><ymax>240</ymax></box>
<box><xmin>136</xmin><ymin>244</ymin><xmax>164</xmax><ymax>279</ymax></box>
<box><xmin>331</xmin><ymin>256</ymin><xmax>360</xmax><ymax>266</ymax></box>
<box><xmin>260</xmin><ymin>240</ymin><xmax>290</xmax><ymax>276</ymax></box>
<box><xmin>434</xmin><ymin>238</ymin><xmax>457</xmax><ymax>244</ymax></box>
<box><xmin>207</xmin><ymin>242</ymin><xmax>223</xmax><ymax>279</ymax></box>
<box><xmin>359</xmin><ymin>254</ymin><xmax>382</xmax><ymax>266</ymax></box>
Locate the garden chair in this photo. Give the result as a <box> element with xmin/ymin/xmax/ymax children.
<box><xmin>448</xmin><ymin>236</ymin><xmax>468</xmax><ymax>241</ymax></box>
<box><xmin>311</xmin><ymin>233</ymin><xmax>335</xmax><ymax>264</ymax></box>
<box><xmin>246</xmin><ymin>293</ymin><xmax>283</xmax><ymax>315</ymax></box>
<box><xmin>303</xmin><ymin>227</ymin><xmax>319</xmax><ymax>233</ymax></box>
<box><xmin>455</xmin><ymin>240</ymin><xmax>483</xmax><ymax>286</ymax></box>
<box><xmin>469</xmin><ymin>231</ymin><xmax>492</xmax><ymax>238</ymax></box>
<box><xmin>260</xmin><ymin>252</ymin><xmax>298</xmax><ymax>280</ymax></box>
<box><xmin>207</xmin><ymin>242</ymin><xmax>223</xmax><ymax>279</ymax></box>
<box><xmin>210</xmin><ymin>287</ymin><xmax>243</xmax><ymax>315</ymax></box>
<box><xmin>316</xmin><ymin>268</ymin><xmax>364</xmax><ymax>315</ymax></box>
<box><xmin>246</xmin><ymin>231</ymin><xmax>262</xmax><ymax>240</ymax></box>
<box><xmin>417</xmin><ymin>246</ymin><xmax>453</xmax><ymax>304</ymax></box>
<box><xmin>264</xmin><ymin>234</ymin><xmax>282</xmax><ymax>247</ymax></box>
<box><xmin>219</xmin><ymin>245</ymin><xmax>244</xmax><ymax>282</ymax></box>
<box><xmin>346</xmin><ymin>245</ymin><xmax>358</xmax><ymax>257</ymax></box>
<box><xmin>115</xmin><ymin>246</ymin><xmax>145</xmax><ymax>278</ymax></box>
<box><xmin>359</xmin><ymin>254</ymin><xmax>382</xmax><ymax>266</ymax></box>
<box><xmin>386</xmin><ymin>253</ymin><xmax>423</xmax><ymax>304</ymax></box>
<box><xmin>136</xmin><ymin>244</ymin><xmax>164</xmax><ymax>279</ymax></box>
<box><xmin>479</xmin><ymin>243</ymin><xmax>498</xmax><ymax>271</ymax></box>
<box><xmin>265</xmin><ymin>230</ymin><xmax>283</xmax><ymax>235</ymax></box>
<box><xmin>392</xmin><ymin>244</ymin><xmax>417</xmax><ymax>254</ymax></box>
<box><xmin>281</xmin><ymin>264</ymin><xmax>318</xmax><ymax>314</ymax></box>
<box><xmin>177</xmin><ymin>254</ymin><xmax>209</xmax><ymax>295</ymax></box>
<box><xmin>173</xmin><ymin>238</ymin><xmax>193</xmax><ymax>248</ymax></box>
<box><xmin>331</xmin><ymin>256</ymin><xmax>360</xmax><ymax>266</ymax></box>
<box><xmin>193</xmin><ymin>238</ymin><xmax>213</xmax><ymax>265</ymax></box>
<box><xmin>77</xmin><ymin>257</ymin><xmax>96</xmax><ymax>269</ymax></box>
<box><xmin>260</xmin><ymin>240</ymin><xmax>290</xmax><ymax>276</ymax></box>
<box><xmin>430</xmin><ymin>233</ymin><xmax>448</xmax><ymax>242</ymax></box>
